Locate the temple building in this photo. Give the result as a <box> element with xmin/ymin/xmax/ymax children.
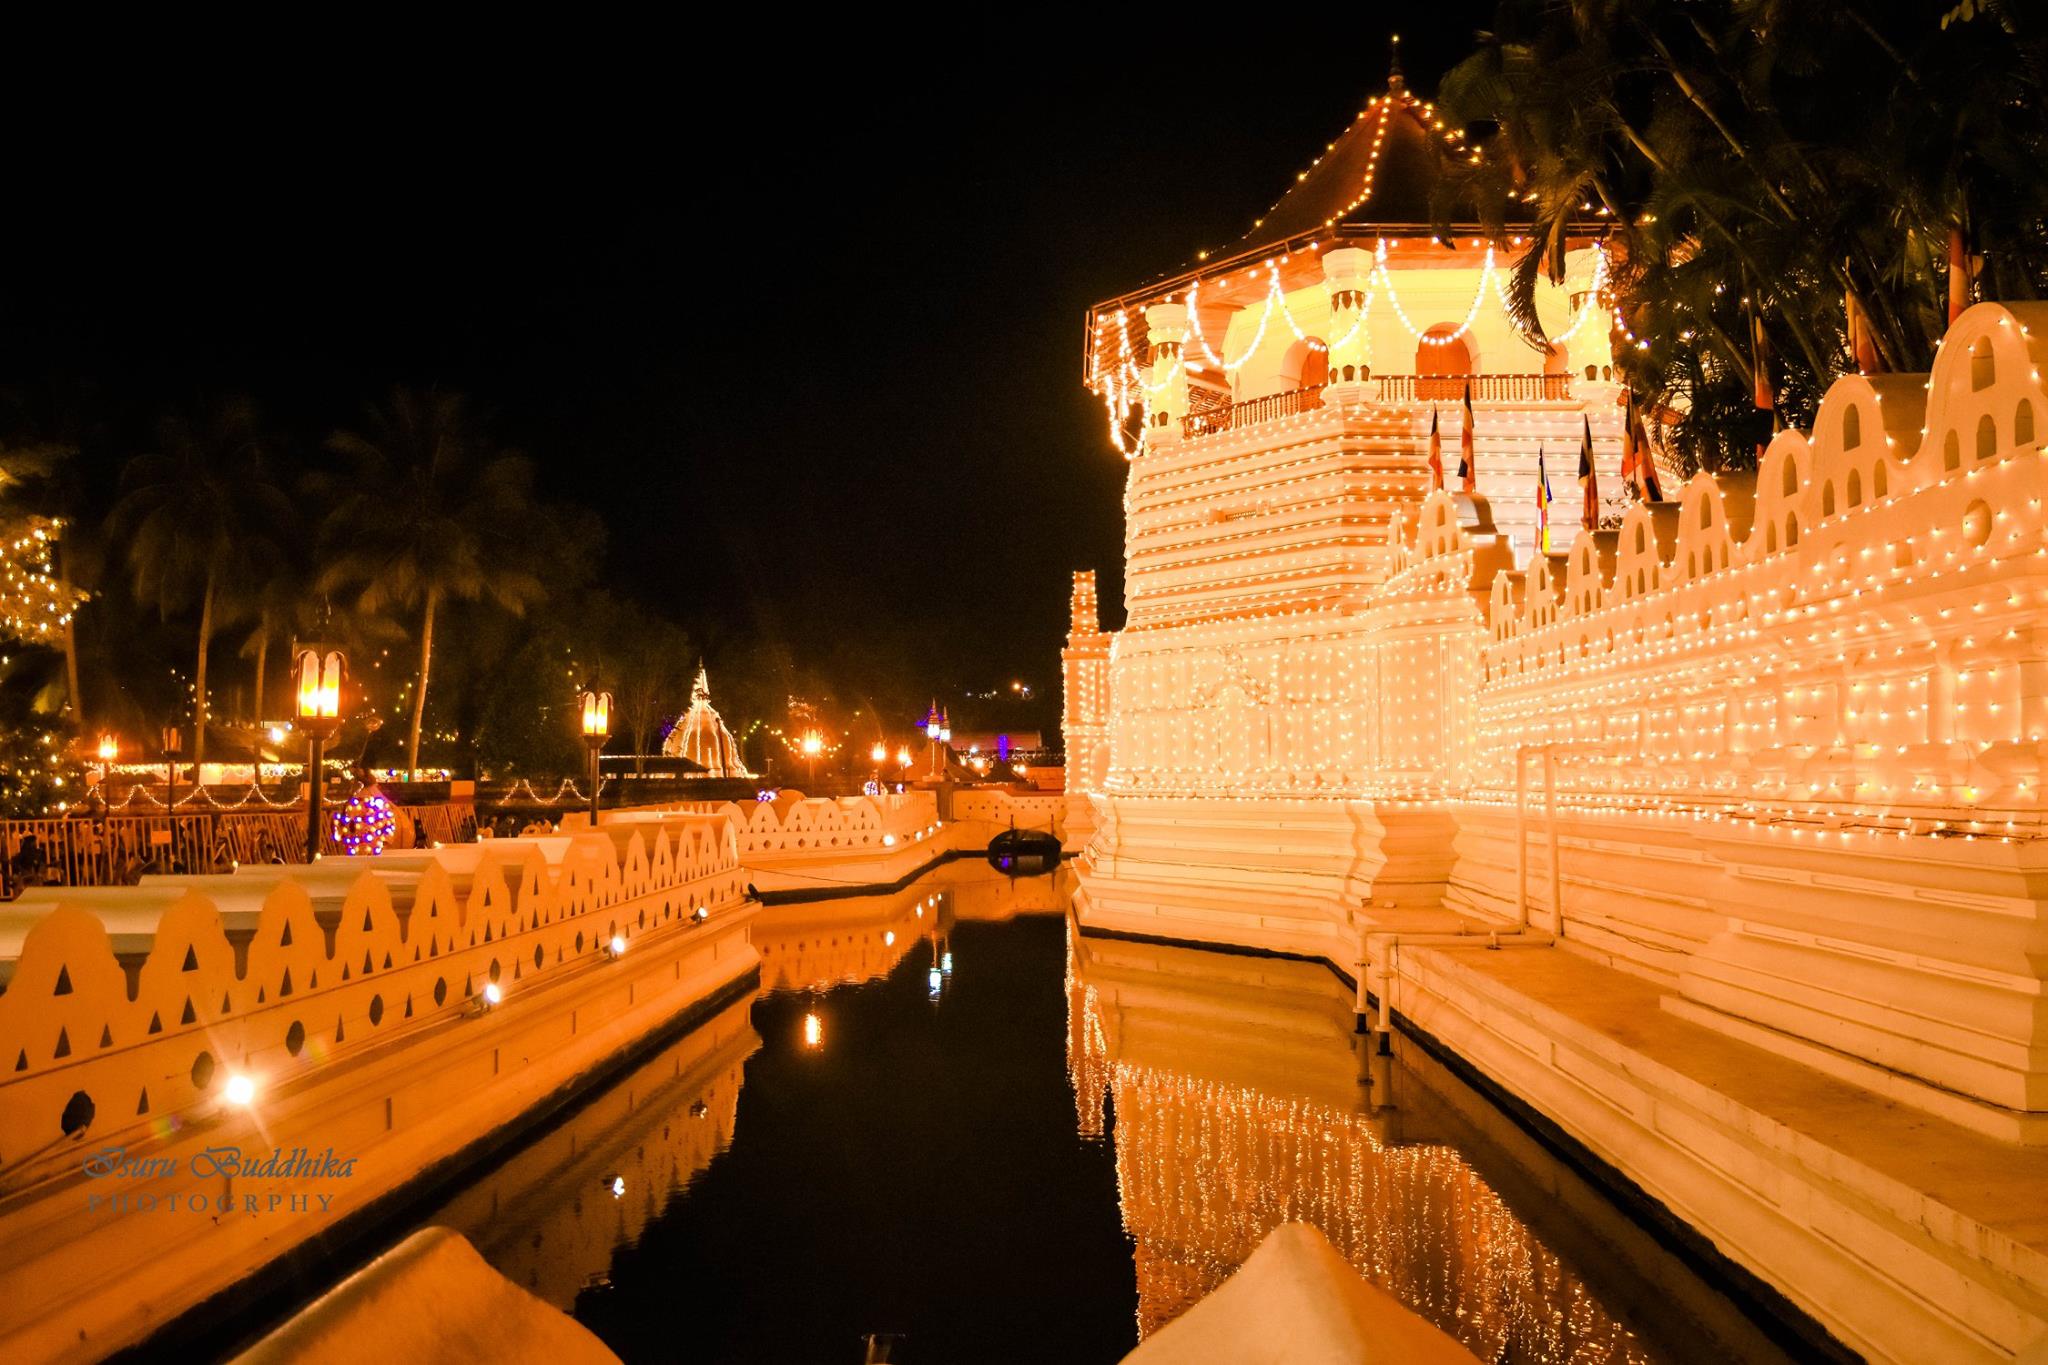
<box><xmin>1068</xmin><ymin>68</ymin><xmax>2048</xmax><ymax>1362</ymax></box>
<box><xmin>663</xmin><ymin>665</ymin><xmax>753</xmax><ymax>778</ymax></box>
<box><xmin>1087</xmin><ymin>63</ymin><xmax>1637</xmax><ymax>573</ymax></box>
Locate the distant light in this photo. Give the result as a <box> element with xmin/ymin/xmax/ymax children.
<box><xmin>941</xmin><ymin>951</ymin><xmax>954</xmax><ymax>975</ymax></box>
<box><xmin>224</xmin><ymin>1073</ymin><xmax>257</xmax><ymax>1107</ymax></box>
<box><xmin>802</xmin><ymin>1012</ymin><xmax>823</xmax><ymax>1048</ymax></box>
<box><xmin>928</xmin><ymin>967</ymin><xmax>943</xmax><ymax>997</ymax></box>
<box><xmin>608</xmin><ymin>934</ymin><xmax>627</xmax><ymax>959</ymax></box>
<box><xmin>482</xmin><ymin>982</ymin><xmax>503</xmax><ymax>1006</ymax></box>
<box><xmin>883</xmin><ymin>931</ymin><xmax>896</xmax><ymax>947</ymax></box>
<box><xmin>692</xmin><ymin>905</ymin><xmax>709</xmax><ymax>922</ymax></box>
<box><xmin>607</xmin><ymin>1174</ymin><xmax>625</xmax><ymax>1199</ymax></box>
<box><xmin>883</xmin><ymin>834</ymin><xmax>897</xmax><ymax>847</ymax></box>
<box><xmin>266</xmin><ymin>725</ymin><xmax>287</xmax><ymax>744</ymax></box>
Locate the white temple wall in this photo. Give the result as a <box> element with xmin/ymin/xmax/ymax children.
<box><xmin>1083</xmin><ymin>302</ymin><xmax>2048</xmax><ymax>1125</ymax></box>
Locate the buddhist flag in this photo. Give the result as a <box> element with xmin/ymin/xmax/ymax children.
<box><xmin>1948</xmin><ymin>225</ymin><xmax>1974</xmax><ymax>324</ymax></box>
<box><xmin>1427</xmin><ymin>407</ymin><xmax>1445</xmax><ymax>491</ymax></box>
<box><xmin>1536</xmin><ymin>446</ymin><xmax>1553</xmax><ymax>556</ymax></box>
<box><xmin>1579</xmin><ymin>415</ymin><xmax>1598</xmax><ymax>532</ymax></box>
<box><xmin>1622</xmin><ymin>390</ymin><xmax>1663</xmax><ymax>503</ymax></box>
<box><xmin>1458</xmin><ymin>380</ymin><xmax>1476</xmax><ymax>492</ymax></box>
<box><xmin>1751</xmin><ymin>307</ymin><xmax>1777</xmax><ymax>462</ymax></box>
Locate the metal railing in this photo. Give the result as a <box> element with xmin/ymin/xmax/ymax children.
<box><xmin>0</xmin><ymin>801</ymin><xmax>483</xmax><ymax>898</ymax></box>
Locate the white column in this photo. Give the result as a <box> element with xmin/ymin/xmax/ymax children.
<box><xmin>1144</xmin><ymin>302</ymin><xmax>1189</xmax><ymax>446</ymax></box>
<box><xmin>1323</xmin><ymin>247</ymin><xmax>1373</xmax><ymax>402</ymax></box>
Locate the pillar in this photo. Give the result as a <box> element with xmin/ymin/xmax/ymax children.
<box><xmin>1144</xmin><ymin>302</ymin><xmax>1189</xmax><ymax>445</ymax></box>
<box><xmin>1323</xmin><ymin>247</ymin><xmax>1373</xmax><ymax>401</ymax></box>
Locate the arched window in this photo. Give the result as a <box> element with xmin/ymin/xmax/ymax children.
<box><xmin>2019</xmin><ymin>400</ymin><xmax>2037</xmax><ymax>448</ymax></box>
<box><xmin>1976</xmin><ymin>413</ymin><xmax>1998</xmax><ymax>461</ymax></box>
<box><xmin>1944</xmin><ymin>431</ymin><xmax>1961</xmax><ymax>470</ymax></box>
<box><xmin>1416</xmin><ymin>325</ymin><xmax>1474</xmax><ymax>401</ymax></box>
<box><xmin>1782</xmin><ymin>458</ymin><xmax>1799</xmax><ymax>498</ymax></box>
<box><xmin>1842</xmin><ymin>405</ymin><xmax>1862</xmax><ymax>450</ymax></box>
<box><xmin>1821</xmin><ymin>482</ymin><xmax>1836</xmax><ymax>517</ymax></box>
<box><xmin>1785</xmin><ymin>515</ymin><xmax>1800</xmax><ymax>548</ymax></box>
<box><xmin>1970</xmin><ymin>336</ymin><xmax>1995</xmax><ymax>391</ymax></box>
<box><xmin>1846</xmin><ymin>469</ymin><xmax>1862</xmax><ymax>507</ymax></box>
<box><xmin>1279</xmin><ymin>338</ymin><xmax>1329</xmax><ymax>393</ymax></box>
<box><xmin>1873</xmin><ymin>461</ymin><xmax>1888</xmax><ymax>498</ymax></box>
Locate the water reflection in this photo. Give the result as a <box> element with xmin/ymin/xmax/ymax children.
<box><xmin>1067</xmin><ymin>930</ymin><xmax>1792</xmax><ymax>1364</ymax></box>
<box><xmin>415</xmin><ymin>992</ymin><xmax>757</xmax><ymax>1309</ymax></box>
<box><xmin>393</xmin><ymin>859</ymin><xmax>1787</xmax><ymax>1363</ymax></box>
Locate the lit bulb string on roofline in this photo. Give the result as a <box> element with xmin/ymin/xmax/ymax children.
<box><xmin>1097</xmin><ymin>234</ymin><xmax>1607</xmax><ymax>407</ymax></box>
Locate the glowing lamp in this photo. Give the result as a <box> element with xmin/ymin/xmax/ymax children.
<box><xmin>802</xmin><ymin>1012</ymin><xmax>823</xmax><ymax>1048</ymax></box>
<box><xmin>223</xmin><ymin>1073</ymin><xmax>257</xmax><ymax>1107</ymax></box>
<box><xmin>897</xmin><ymin>746</ymin><xmax>912</xmax><ymax>767</ymax></box>
<box><xmin>870</xmin><ymin>742</ymin><xmax>888</xmax><ymax>764</ymax></box>
<box><xmin>95</xmin><ymin>735</ymin><xmax>118</xmax><ymax>763</ymax></box>
<box><xmin>801</xmin><ymin>732</ymin><xmax>823</xmax><ymax>757</ymax></box>
<box><xmin>579</xmin><ymin>687</ymin><xmax>612</xmax><ymax>740</ymax></box>
<box><xmin>294</xmin><ymin>647</ymin><xmax>345</xmax><ymax>724</ymax></box>
<box><xmin>483</xmin><ymin>982</ymin><xmax>502</xmax><ymax>1006</ymax></box>
<box><xmin>608</xmin><ymin>933</ymin><xmax>626</xmax><ymax>959</ymax></box>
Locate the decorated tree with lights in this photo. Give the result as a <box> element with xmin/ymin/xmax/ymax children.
<box><xmin>0</xmin><ymin>440</ymin><xmax>88</xmax><ymax>817</ymax></box>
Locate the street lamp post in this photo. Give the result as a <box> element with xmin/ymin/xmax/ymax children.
<box><xmin>294</xmin><ymin>644</ymin><xmax>346</xmax><ymax>862</ymax></box>
<box><xmin>579</xmin><ymin>685</ymin><xmax>611</xmax><ymax>830</ymax></box>
<box><xmin>161</xmin><ymin>725</ymin><xmax>182</xmax><ymax>868</ymax></box>
<box><xmin>95</xmin><ymin>734</ymin><xmax>117</xmax><ymax>883</ymax></box>
<box><xmin>869</xmin><ymin>741</ymin><xmax>886</xmax><ymax>793</ymax></box>
<box><xmin>801</xmin><ymin>731</ymin><xmax>823</xmax><ymax>790</ymax></box>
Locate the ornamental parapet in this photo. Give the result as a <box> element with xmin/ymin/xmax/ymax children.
<box><xmin>1456</xmin><ymin>302</ymin><xmax>2048</xmax><ymax>830</ymax></box>
<box><xmin>0</xmin><ymin>815</ymin><xmax>746</xmax><ymax>1178</ymax></box>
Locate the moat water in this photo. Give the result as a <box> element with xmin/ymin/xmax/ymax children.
<box><xmin>387</xmin><ymin>861</ymin><xmax>1799</xmax><ymax>1364</ymax></box>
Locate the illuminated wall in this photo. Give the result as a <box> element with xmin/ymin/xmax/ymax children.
<box><xmin>1080</xmin><ymin>300</ymin><xmax>2048</xmax><ymax>1119</ymax></box>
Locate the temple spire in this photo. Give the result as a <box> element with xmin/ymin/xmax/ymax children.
<box><xmin>1388</xmin><ymin>32</ymin><xmax>1405</xmax><ymax>93</ymax></box>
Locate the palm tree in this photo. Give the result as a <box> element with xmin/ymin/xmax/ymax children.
<box><xmin>1438</xmin><ymin>1</ymin><xmax>2048</xmax><ymax>472</ymax></box>
<box><xmin>111</xmin><ymin>399</ymin><xmax>289</xmax><ymax>766</ymax></box>
<box><xmin>319</xmin><ymin>388</ymin><xmax>546</xmax><ymax>778</ymax></box>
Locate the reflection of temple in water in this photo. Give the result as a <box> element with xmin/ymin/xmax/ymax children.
<box><xmin>418</xmin><ymin>995</ymin><xmax>757</xmax><ymax>1309</ymax></box>
<box><xmin>752</xmin><ymin>862</ymin><xmax>1073</xmax><ymax>993</ymax></box>
<box><xmin>1068</xmin><ymin>930</ymin><xmax>1785</xmax><ymax>1364</ymax></box>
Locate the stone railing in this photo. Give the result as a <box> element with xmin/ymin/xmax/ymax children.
<box><xmin>665</xmin><ymin>790</ymin><xmax>942</xmax><ymax>859</ymax></box>
<box><xmin>1180</xmin><ymin>373</ymin><xmax>1571</xmax><ymax>438</ymax></box>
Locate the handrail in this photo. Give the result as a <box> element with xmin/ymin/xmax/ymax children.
<box><xmin>1179</xmin><ymin>373</ymin><xmax>1572</xmax><ymax>438</ymax></box>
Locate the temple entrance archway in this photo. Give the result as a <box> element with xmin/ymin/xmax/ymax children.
<box><xmin>1417</xmin><ymin>325</ymin><xmax>1473</xmax><ymax>401</ymax></box>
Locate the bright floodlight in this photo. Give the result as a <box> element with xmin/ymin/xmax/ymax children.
<box><xmin>483</xmin><ymin>982</ymin><xmax>503</xmax><ymax>1005</ymax></box>
<box><xmin>224</xmin><ymin>1073</ymin><xmax>257</xmax><ymax>1107</ymax></box>
<box><xmin>609</xmin><ymin>934</ymin><xmax>627</xmax><ymax>957</ymax></box>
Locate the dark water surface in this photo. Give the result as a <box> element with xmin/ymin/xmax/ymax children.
<box><xmin>404</xmin><ymin>863</ymin><xmax>1796</xmax><ymax>1365</ymax></box>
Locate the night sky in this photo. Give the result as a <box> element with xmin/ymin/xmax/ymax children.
<box><xmin>0</xmin><ymin>23</ymin><xmax>1482</xmax><ymax>715</ymax></box>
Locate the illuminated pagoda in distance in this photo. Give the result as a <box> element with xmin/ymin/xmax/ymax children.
<box><xmin>663</xmin><ymin>664</ymin><xmax>753</xmax><ymax>779</ymax></box>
